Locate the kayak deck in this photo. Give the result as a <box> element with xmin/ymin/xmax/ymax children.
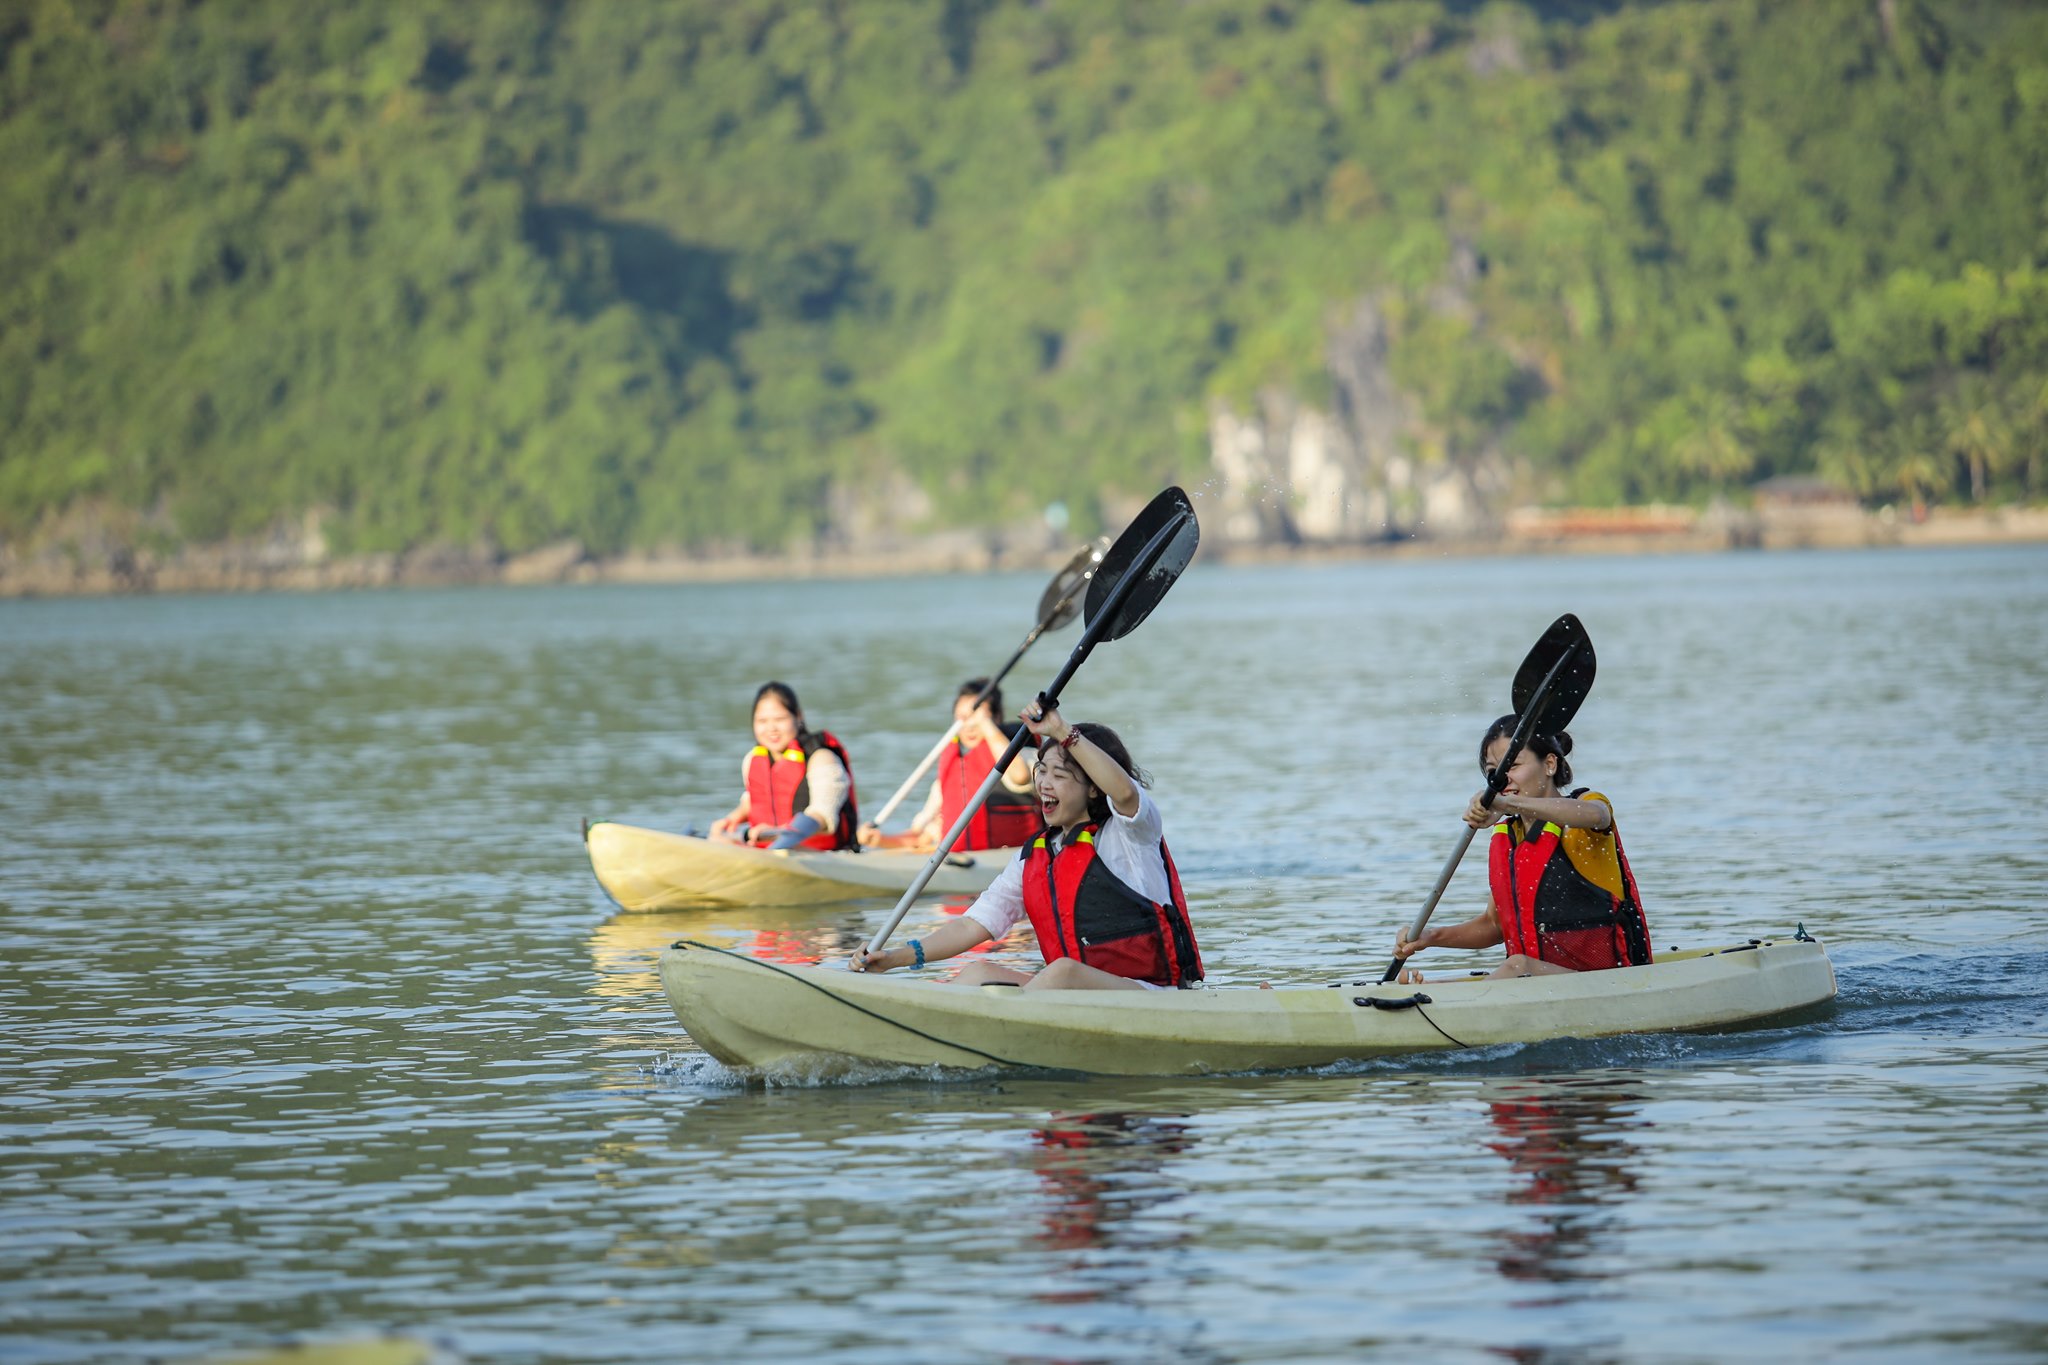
<box><xmin>585</xmin><ymin>819</ymin><xmax>1009</xmax><ymax>909</ymax></box>
<box><xmin>658</xmin><ymin>936</ymin><xmax>1838</xmax><ymax>1076</ymax></box>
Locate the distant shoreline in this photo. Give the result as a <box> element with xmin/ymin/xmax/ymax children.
<box><xmin>3</xmin><ymin>504</ymin><xmax>2044</xmax><ymax>600</ymax></box>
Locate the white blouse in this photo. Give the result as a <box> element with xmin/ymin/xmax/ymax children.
<box><xmin>964</xmin><ymin>788</ymin><xmax>1169</xmax><ymax>941</ymax></box>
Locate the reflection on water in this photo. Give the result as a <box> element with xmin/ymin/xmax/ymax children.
<box><xmin>581</xmin><ymin>908</ymin><xmax>868</xmax><ymax>994</ymax></box>
<box><xmin>585</xmin><ymin>905</ymin><xmax>865</xmax><ymax>996</ymax></box>
<box><xmin>1025</xmin><ymin>1110</ymin><xmax>1202</xmax><ymax>1362</ymax></box>
<box><xmin>1031</xmin><ymin>1112</ymin><xmax>1196</xmax><ymax>1257</ymax></box>
<box><xmin>1480</xmin><ymin>1077</ymin><xmax>1645</xmax><ymax>1297</ymax></box>
<box><xmin>585</xmin><ymin>896</ymin><xmax>1026</xmax><ymax>998</ymax></box>
<box><xmin>4</xmin><ymin>549</ymin><xmax>2047</xmax><ymax>1360</ymax></box>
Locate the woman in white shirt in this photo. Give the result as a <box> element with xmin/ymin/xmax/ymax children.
<box><xmin>850</xmin><ymin>701</ymin><xmax>1202</xmax><ymax>990</ymax></box>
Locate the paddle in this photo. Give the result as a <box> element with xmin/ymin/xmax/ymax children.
<box><xmin>1376</xmin><ymin>613</ymin><xmax>1597</xmax><ymax>984</ymax></box>
<box><xmin>861</xmin><ymin>487</ymin><xmax>1202</xmax><ymax>960</ymax></box>
<box><xmin>862</xmin><ymin>536</ymin><xmax>1111</xmax><ymax>833</ymax></box>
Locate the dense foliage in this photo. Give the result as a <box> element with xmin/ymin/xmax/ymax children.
<box><xmin>3</xmin><ymin>0</ymin><xmax>2044</xmax><ymax>556</ymax></box>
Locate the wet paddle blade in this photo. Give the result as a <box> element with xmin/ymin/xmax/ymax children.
<box><xmin>1511</xmin><ymin>613</ymin><xmax>1596</xmax><ymax>734</ymax></box>
<box><xmin>1084</xmin><ymin>487</ymin><xmax>1200</xmax><ymax>641</ymax></box>
<box><xmin>1036</xmin><ymin>536</ymin><xmax>1112</xmax><ymax>632</ymax></box>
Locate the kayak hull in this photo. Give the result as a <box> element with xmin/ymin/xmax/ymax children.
<box><xmin>657</xmin><ymin>937</ymin><xmax>1838</xmax><ymax>1076</ymax></box>
<box><xmin>586</xmin><ymin>820</ymin><xmax>1008</xmax><ymax>908</ymax></box>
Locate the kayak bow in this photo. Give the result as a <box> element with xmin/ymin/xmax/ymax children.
<box><xmin>586</xmin><ymin>820</ymin><xmax>1005</xmax><ymax>909</ymax></box>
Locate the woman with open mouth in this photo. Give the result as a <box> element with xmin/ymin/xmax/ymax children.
<box><xmin>849</xmin><ymin>699</ymin><xmax>1203</xmax><ymax>991</ymax></box>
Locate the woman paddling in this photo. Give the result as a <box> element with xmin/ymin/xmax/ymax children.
<box><xmin>857</xmin><ymin>678</ymin><xmax>1038</xmax><ymax>852</ymax></box>
<box><xmin>708</xmin><ymin>682</ymin><xmax>859</xmax><ymax>852</ymax></box>
<box><xmin>850</xmin><ymin>701</ymin><xmax>1202</xmax><ymax>991</ymax></box>
<box><xmin>1391</xmin><ymin>716</ymin><xmax>1650</xmax><ymax>982</ymax></box>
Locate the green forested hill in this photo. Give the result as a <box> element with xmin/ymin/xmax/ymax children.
<box><xmin>3</xmin><ymin>0</ymin><xmax>2045</xmax><ymax>558</ymax></box>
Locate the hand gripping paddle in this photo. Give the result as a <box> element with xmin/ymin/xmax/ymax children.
<box><xmin>862</xmin><ymin>488</ymin><xmax>1201</xmax><ymax>959</ymax></box>
<box><xmin>1376</xmin><ymin>614</ymin><xmax>1598</xmax><ymax>984</ymax></box>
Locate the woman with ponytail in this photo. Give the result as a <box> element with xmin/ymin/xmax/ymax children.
<box><xmin>1390</xmin><ymin>715</ymin><xmax>1651</xmax><ymax>981</ymax></box>
<box><xmin>708</xmin><ymin>682</ymin><xmax>859</xmax><ymax>852</ymax></box>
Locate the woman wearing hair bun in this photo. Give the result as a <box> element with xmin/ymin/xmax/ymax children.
<box><xmin>1391</xmin><ymin>714</ymin><xmax>1651</xmax><ymax>982</ymax></box>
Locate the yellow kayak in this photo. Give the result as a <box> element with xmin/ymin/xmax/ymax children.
<box><xmin>657</xmin><ymin>936</ymin><xmax>1837</xmax><ymax>1076</ymax></box>
<box><xmin>585</xmin><ymin>819</ymin><xmax>1009</xmax><ymax>909</ymax></box>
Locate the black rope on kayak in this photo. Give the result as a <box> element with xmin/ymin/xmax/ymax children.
<box><xmin>682</xmin><ymin>942</ymin><xmax>1037</xmax><ymax>1071</ymax></box>
<box><xmin>1411</xmin><ymin>1002</ymin><xmax>1470</xmax><ymax>1049</ymax></box>
<box><xmin>1351</xmin><ymin>992</ymin><xmax>1470</xmax><ymax>1048</ymax></box>
<box><xmin>1357</xmin><ymin>992</ymin><xmax>1433</xmax><ymax>1010</ymax></box>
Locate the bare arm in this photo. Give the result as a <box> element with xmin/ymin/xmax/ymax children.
<box><xmin>709</xmin><ymin>791</ymin><xmax>751</xmax><ymax>841</ymax></box>
<box><xmin>908</xmin><ymin>778</ymin><xmax>944</xmax><ymax>840</ymax></box>
<box><xmin>862</xmin><ymin>780</ymin><xmax>942</xmax><ymax>849</ymax></box>
<box><xmin>849</xmin><ymin>914</ymin><xmax>993</xmax><ymax>972</ymax></box>
<box><xmin>1394</xmin><ymin>902</ymin><xmax>1505</xmax><ymax>959</ymax></box>
<box><xmin>1463</xmin><ymin>792</ymin><xmax>1611</xmax><ymax>831</ymax></box>
<box><xmin>967</xmin><ymin>708</ymin><xmax>1034</xmax><ymax>789</ymax></box>
<box><xmin>1026</xmin><ymin>704</ymin><xmax>1139</xmax><ymax>817</ymax></box>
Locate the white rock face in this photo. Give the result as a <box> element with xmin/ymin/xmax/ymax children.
<box><xmin>1287</xmin><ymin>408</ymin><xmax>1353</xmax><ymax>540</ymax></box>
<box><xmin>1208</xmin><ymin>405</ymin><xmax>1276</xmax><ymax>544</ymax></box>
<box><xmin>1204</xmin><ymin>295</ymin><xmax>1518</xmax><ymax>545</ymax></box>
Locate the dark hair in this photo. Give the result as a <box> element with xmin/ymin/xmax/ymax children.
<box><xmin>753</xmin><ymin>681</ymin><xmax>813</xmax><ymax>745</ymax></box>
<box><xmin>1039</xmin><ymin>721</ymin><xmax>1150</xmax><ymax>824</ymax></box>
<box><xmin>957</xmin><ymin>677</ymin><xmax>1003</xmax><ymax>718</ymax></box>
<box><xmin>1479</xmin><ymin>713</ymin><xmax>1573</xmax><ymax>786</ymax></box>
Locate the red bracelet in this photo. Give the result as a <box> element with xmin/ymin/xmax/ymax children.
<box><xmin>1058</xmin><ymin>729</ymin><xmax>1081</xmax><ymax>750</ymax></box>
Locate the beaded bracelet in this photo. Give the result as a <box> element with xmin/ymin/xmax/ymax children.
<box><xmin>909</xmin><ymin>938</ymin><xmax>925</xmax><ymax>969</ymax></box>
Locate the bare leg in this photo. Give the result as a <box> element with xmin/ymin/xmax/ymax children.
<box><xmin>1022</xmin><ymin>958</ymin><xmax>1149</xmax><ymax>991</ymax></box>
<box><xmin>1488</xmin><ymin>954</ymin><xmax>1575</xmax><ymax>979</ymax></box>
<box><xmin>951</xmin><ymin>962</ymin><xmax>1034</xmax><ymax>987</ymax></box>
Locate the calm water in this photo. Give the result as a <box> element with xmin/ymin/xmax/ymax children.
<box><xmin>3</xmin><ymin>546</ymin><xmax>2046</xmax><ymax>1362</ymax></box>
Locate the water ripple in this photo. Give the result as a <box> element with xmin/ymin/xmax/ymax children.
<box><xmin>3</xmin><ymin>551</ymin><xmax>2046</xmax><ymax>1360</ymax></box>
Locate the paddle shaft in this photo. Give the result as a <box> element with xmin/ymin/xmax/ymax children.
<box><xmin>863</xmin><ymin>722</ymin><xmax>961</xmax><ymax>831</ymax></box>
<box><xmin>1376</xmin><ymin>640</ymin><xmax>1586</xmax><ymax>984</ymax></box>
<box><xmin>863</xmin><ymin>619</ymin><xmax>1053</xmax><ymax>830</ymax></box>
<box><xmin>863</xmin><ymin>512</ymin><xmax>1189</xmax><ymax>957</ymax></box>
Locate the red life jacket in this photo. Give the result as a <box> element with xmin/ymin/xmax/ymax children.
<box><xmin>744</xmin><ymin>730</ymin><xmax>859</xmax><ymax>851</ymax></box>
<box><xmin>1488</xmin><ymin>789</ymin><xmax>1650</xmax><ymax>971</ymax></box>
<box><xmin>937</xmin><ymin>729</ymin><xmax>1039</xmax><ymax>850</ymax></box>
<box><xmin>1020</xmin><ymin>824</ymin><xmax>1203</xmax><ymax>987</ymax></box>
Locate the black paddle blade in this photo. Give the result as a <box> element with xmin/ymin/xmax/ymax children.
<box><xmin>1511</xmin><ymin>613</ymin><xmax>1596</xmax><ymax>735</ymax></box>
<box><xmin>1085</xmin><ymin>487</ymin><xmax>1200</xmax><ymax>641</ymax></box>
<box><xmin>1037</xmin><ymin>535</ymin><xmax>1111</xmax><ymax>632</ymax></box>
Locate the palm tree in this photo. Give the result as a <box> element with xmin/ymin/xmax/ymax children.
<box><xmin>1941</xmin><ymin>375</ymin><xmax>2010</xmax><ymax>503</ymax></box>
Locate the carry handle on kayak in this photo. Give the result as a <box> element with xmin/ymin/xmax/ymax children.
<box><xmin>863</xmin><ymin>537</ymin><xmax>1109</xmax><ymax>832</ymax></box>
<box><xmin>1376</xmin><ymin>615</ymin><xmax>1597</xmax><ymax>985</ymax></box>
<box><xmin>863</xmin><ymin>488</ymin><xmax>1201</xmax><ymax>959</ymax></box>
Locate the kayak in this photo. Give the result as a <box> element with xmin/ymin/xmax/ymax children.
<box><xmin>657</xmin><ymin>935</ymin><xmax>1837</xmax><ymax>1076</ymax></box>
<box><xmin>584</xmin><ymin>819</ymin><xmax>1008</xmax><ymax>909</ymax></box>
